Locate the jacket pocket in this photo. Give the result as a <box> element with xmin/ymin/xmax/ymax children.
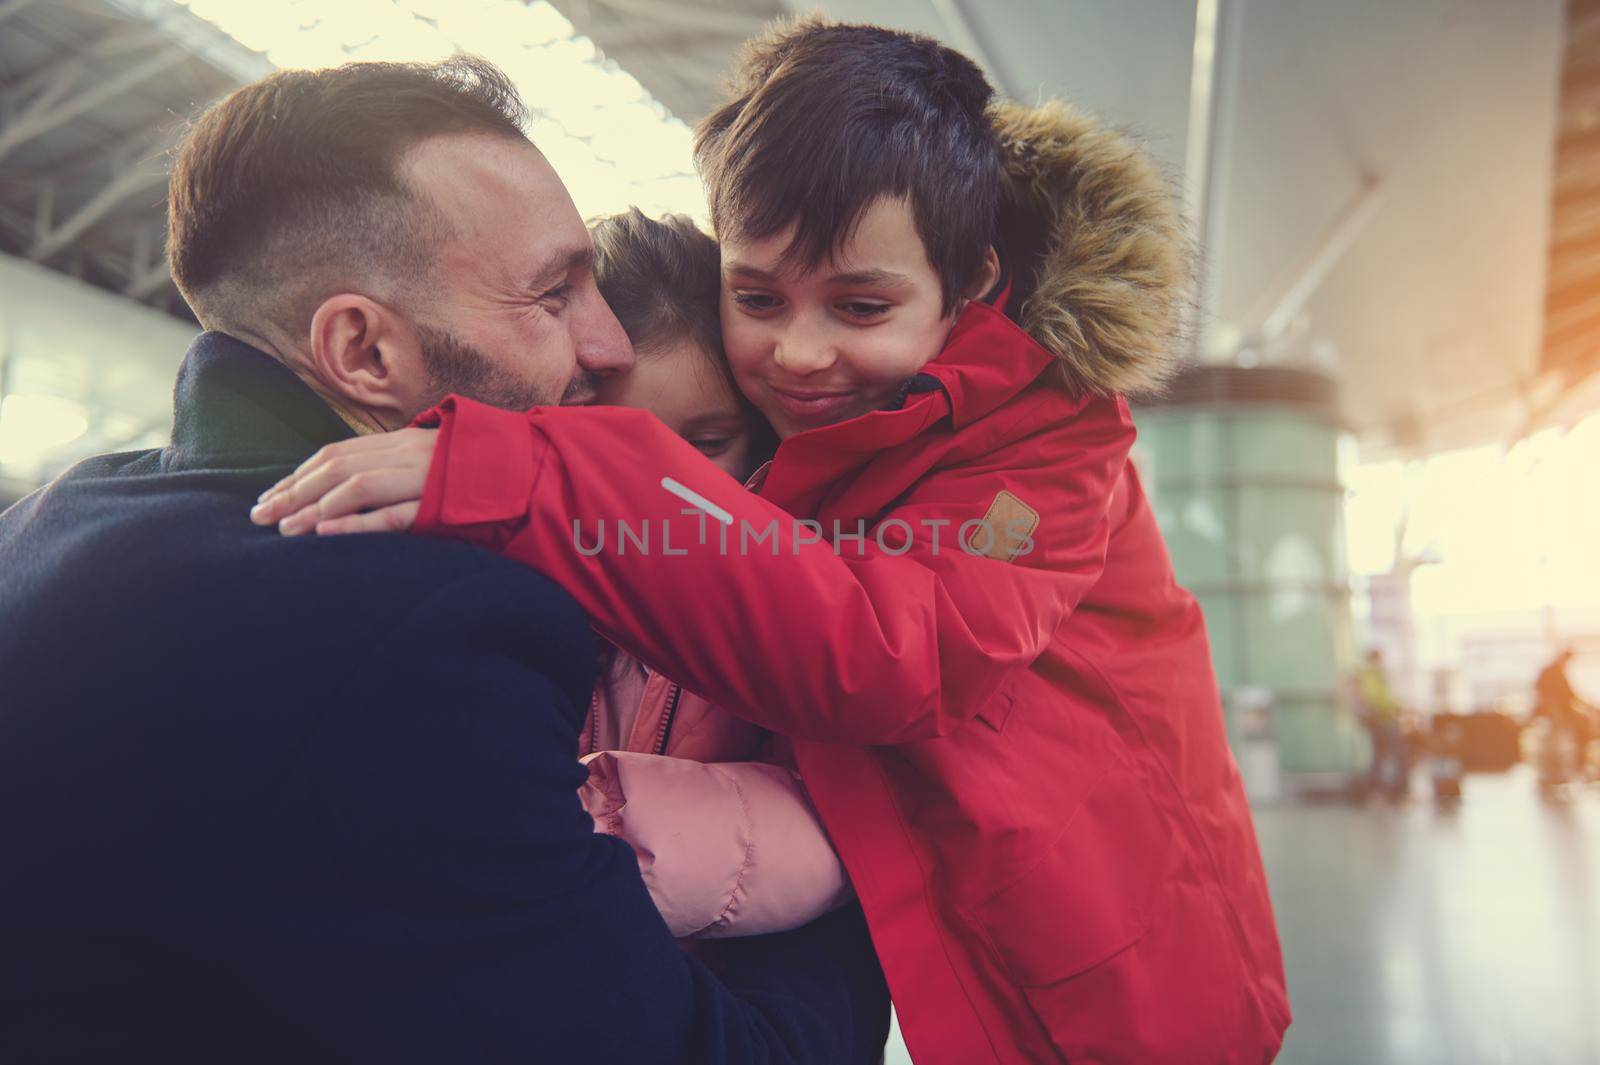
<box><xmin>965</xmin><ymin>760</ymin><xmax>1174</xmax><ymax>986</ymax></box>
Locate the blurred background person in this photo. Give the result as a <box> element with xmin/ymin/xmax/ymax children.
<box><xmin>1356</xmin><ymin>648</ymin><xmax>1411</xmax><ymax>800</ymax></box>
<box><xmin>1531</xmin><ymin>647</ymin><xmax>1597</xmax><ymax>788</ymax></box>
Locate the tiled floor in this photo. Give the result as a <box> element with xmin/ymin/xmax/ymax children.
<box><xmin>884</xmin><ymin>768</ymin><xmax>1600</xmax><ymax>1064</ymax></box>
<box><xmin>1258</xmin><ymin>769</ymin><xmax>1600</xmax><ymax>1064</ymax></box>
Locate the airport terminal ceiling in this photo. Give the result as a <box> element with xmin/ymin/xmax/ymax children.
<box><xmin>0</xmin><ymin>0</ymin><xmax>1593</xmax><ymax>485</ymax></box>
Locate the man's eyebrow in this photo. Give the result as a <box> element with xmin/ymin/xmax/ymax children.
<box><xmin>530</xmin><ymin>245</ymin><xmax>593</xmax><ymax>288</ymax></box>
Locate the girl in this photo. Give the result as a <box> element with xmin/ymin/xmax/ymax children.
<box><xmin>581</xmin><ymin>208</ymin><xmax>850</xmax><ymax>940</ymax></box>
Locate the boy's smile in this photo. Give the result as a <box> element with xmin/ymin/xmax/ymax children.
<box><xmin>719</xmin><ymin>195</ymin><xmax>996</xmax><ymax>439</ymax></box>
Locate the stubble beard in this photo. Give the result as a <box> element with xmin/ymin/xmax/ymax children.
<box><xmin>415</xmin><ymin>323</ymin><xmax>558</xmax><ymax>414</ymax></box>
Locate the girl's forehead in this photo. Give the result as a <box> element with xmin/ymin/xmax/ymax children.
<box><xmin>636</xmin><ymin>339</ymin><xmax>741</xmax><ymax>406</ymax></box>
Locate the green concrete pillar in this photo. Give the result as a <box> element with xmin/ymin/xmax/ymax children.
<box><xmin>1134</xmin><ymin>366</ymin><xmax>1365</xmax><ymax>781</ymax></box>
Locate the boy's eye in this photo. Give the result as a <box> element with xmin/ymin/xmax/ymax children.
<box><xmin>691</xmin><ymin>438</ymin><xmax>734</xmax><ymax>456</ymax></box>
<box><xmin>732</xmin><ymin>292</ymin><xmax>782</xmax><ymax>313</ymax></box>
<box><xmin>839</xmin><ymin>301</ymin><xmax>890</xmax><ymax>319</ymax></box>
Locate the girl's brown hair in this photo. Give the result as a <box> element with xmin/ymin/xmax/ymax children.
<box><xmin>589</xmin><ymin>208</ymin><xmax>723</xmax><ymax>364</ymax></box>
<box><xmin>588</xmin><ymin>206</ymin><xmax>776</xmax><ymax>459</ymax></box>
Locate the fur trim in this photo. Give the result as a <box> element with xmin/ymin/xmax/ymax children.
<box><xmin>992</xmin><ymin>101</ymin><xmax>1192</xmax><ymax>397</ymax></box>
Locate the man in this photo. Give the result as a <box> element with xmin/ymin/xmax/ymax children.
<box><xmin>0</xmin><ymin>58</ymin><xmax>887</xmax><ymax>1063</ymax></box>
<box><xmin>1533</xmin><ymin>647</ymin><xmax>1596</xmax><ymax>785</ymax></box>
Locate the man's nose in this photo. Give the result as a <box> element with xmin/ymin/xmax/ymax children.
<box><xmin>575</xmin><ymin>291</ymin><xmax>635</xmax><ymax>377</ymax></box>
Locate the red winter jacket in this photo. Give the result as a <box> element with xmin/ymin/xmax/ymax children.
<box><xmin>413</xmin><ymin>101</ymin><xmax>1290</xmax><ymax>1063</ymax></box>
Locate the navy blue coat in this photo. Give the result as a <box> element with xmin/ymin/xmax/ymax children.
<box><xmin>0</xmin><ymin>333</ymin><xmax>888</xmax><ymax>1064</ymax></box>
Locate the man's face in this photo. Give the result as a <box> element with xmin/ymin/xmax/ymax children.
<box><xmin>401</xmin><ymin>134</ymin><xmax>634</xmax><ymax>411</ymax></box>
<box><xmin>718</xmin><ymin>196</ymin><xmax>957</xmax><ymax>439</ymax></box>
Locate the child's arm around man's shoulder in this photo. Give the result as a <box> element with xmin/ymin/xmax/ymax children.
<box><xmin>411</xmin><ymin>390</ymin><xmax>1134</xmax><ymax>746</ymax></box>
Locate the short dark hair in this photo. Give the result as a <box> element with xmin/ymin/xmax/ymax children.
<box><xmin>167</xmin><ymin>56</ymin><xmax>527</xmax><ymax>326</ymax></box>
<box><xmin>694</xmin><ymin>17</ymin><xmax>1000</xmax><ymax>314</ymax></box>
<box><xmin>590</xmin><ymin>208</ymin><xmax>723</xmax><ymax>361</ymax></box>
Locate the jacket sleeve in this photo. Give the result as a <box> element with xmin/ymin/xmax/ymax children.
<box><xmin>581</xmin><ymin>750</ymin><xmax>853</xmax><ymax>939</ymax></box>
<box><xmin>253</xmin><ymin>560</ymin><xmax>887</xmax><ymax>1065</ymax></box>
<box><xmin>413</xmin><ymin>395</ymin><xmax>1130</xmax><ymax>745</ymax></box>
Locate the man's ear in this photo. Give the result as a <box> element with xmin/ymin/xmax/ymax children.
<box><xmin>962</xmin><ymin>246</ymin><xmax>1003</xmax><ymax>304</ymax></box>
<box><xmin>306</xmin><ymin>294</ymin><xmax>428</xmax><ymax>431</ymax></box>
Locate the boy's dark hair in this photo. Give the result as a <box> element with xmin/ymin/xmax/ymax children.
<box><xmin>694</xmin><ymin>17</ymin><xmax>1000</xmax><ymax>315</ymax></box>
<box><xmin>167</xmin><ymin>56</ymin><xmax>527</xmax><ymax>327</ymax></box>
<box><xmin>589</xmin><ymin>209</ymin><xmax>723</xmax><ymax>361</ymax></box>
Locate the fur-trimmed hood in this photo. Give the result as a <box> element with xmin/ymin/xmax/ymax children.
<box><xmin>991</xmin><ymin>101</ymin><xmax>1191</xmax><ymax>397</ymax></box>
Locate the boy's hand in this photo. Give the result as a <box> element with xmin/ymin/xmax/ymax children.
<box><xmin>249</xmin><ymin>427</ymin><xmax>438</xmax><ymax>536</ymax></box>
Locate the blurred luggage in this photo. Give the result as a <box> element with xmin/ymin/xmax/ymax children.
<box><xmin>1433</xmin><ymin>711</ymin><xmax>1520</xmax><ymax>773</ymax></box>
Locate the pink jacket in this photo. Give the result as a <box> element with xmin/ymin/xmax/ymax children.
<box><xmin>577</xmin><ymin>663</ymin><xmax>853</xmax><ymax>939</ymax></box>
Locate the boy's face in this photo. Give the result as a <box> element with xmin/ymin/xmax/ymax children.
<box><xmin>718</xmin><ymin>196</ymin><xmax>961</xmax><ymax>439</ymax></box>
<box><xmin>594</xmin><ymin>338</ymin><xmax>758</xmax><ymax>480</ymax></box>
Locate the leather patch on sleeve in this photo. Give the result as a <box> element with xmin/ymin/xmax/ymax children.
<box><xmin>965</xmin><ymin>490</ymin><xmax>1040</xmax><ymax>562</ymax></box>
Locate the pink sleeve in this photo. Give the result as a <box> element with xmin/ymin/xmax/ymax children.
<box><xmin>579</xmin><ymin>751</ymin><xmax>853</xmax><ymax>939</ymax></box>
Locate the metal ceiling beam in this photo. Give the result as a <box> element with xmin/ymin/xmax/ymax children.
<box><xmin>125</xmin><ymin>259</ymin><xmax>171</xmax><ymax>300</ymax></box>
<box><xmin>0</xmin><ymin>109</ymin><xmax>169</xmax><ymax>192</ymax></box>
<box><xmin>31</xmin><ymin>183</ymin><xmax>53</xmax><ymax>247</ymax></box>
<box><xmin>5</xmin><ymin>21</ymin><xmax>164</xmax><ymax>107</ymax></box>
<box><xmin>86</xmin><ymin>24</ymin><xmax>172</xmax><ymax>61</ymax></box>
<box><xmin>2</xmin><ymin>64</ymin><xmax>81</xmax><ymax>143</ymax></box>
<box><xmin>124</xmin><ymin>222</ymin><xmax>157</xmax><ymax>275</ymax></box>
<box><xmin>0</xmin><ymin>198</ymin><xmax>148</xmax><ymax>302</ymax></box>
<box><xmin>0</xmin><ymin>0</ymin><xmax>43</xmax><ymax>27</ymax></box>
<box><xmin>1245</xmin><ymin>173</ymin><xmax>1384</xmax><ymax>344</ymax></box>
<box><xmin>1186</xmin><ymin>0</ymin><xmax>1244</xmax><ymax>361</ymax></box>
<box><xmin>28</xmin><ymin>161</ymin><xmax>167</xmax><ymax>262</ymax></box>
<box><xmin>0</xmin><ymin>45</ymin><xmax>183</xmax><ymax>165</ymax></box>
<box><xmin>103</xmin><ymin>0</ymin><xmax>274</xmax><ymax>85</ymax></box>
<box><xmin>582</xmin><ymin>0</ymin><xmax>761</xmax><ymax>36</ymax></box>
<box><xmin>586</xmin><ymin>20</ymin><xmax>757</xmax><ymax>52</ymax></box>
<box><xmin>119</xmin><ymin>222</ymin><xmax>172</xmax><ymax>304</ymax></box>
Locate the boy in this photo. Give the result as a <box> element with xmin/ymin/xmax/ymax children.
<box><xmin>257</xmin><ymin>20</ymin><xmax>1291</xmax><ymax>1062</ymax></box>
